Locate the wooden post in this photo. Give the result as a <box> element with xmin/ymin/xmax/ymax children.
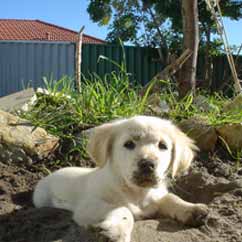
<box><xmin>75</xmin><ymin>26</ymin><xmax>85</xmax><ymax>93</ymax></box>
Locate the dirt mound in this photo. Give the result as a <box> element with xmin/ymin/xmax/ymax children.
<box><xmin>0</xmin><ymin>157</ymin><xmax>242</xmax><ymax>242</ymax></box>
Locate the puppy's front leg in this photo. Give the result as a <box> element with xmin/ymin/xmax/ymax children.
<box><xmin>73</xmin><ymin>202</ymin><xmax>134</xmax><ymax>242</ymax></box>
<box><xmin>158</xmin><ymin>193</ymin><xmax>209</xmax><ymax>226</ymax></box>
<box><xmin>94</xmin><ymin>207</ymin><xmax>134</xmax><ymax>242</ymax></box>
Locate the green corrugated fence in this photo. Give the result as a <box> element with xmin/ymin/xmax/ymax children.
<box><xmin>1</xmin><ymin>41</ymin><xmax>241</xmax><ymax>97</ymax></box>
<box><xmin>82</xmin><ymin>44</ymin><xmax>162</xmax><ymax>85</ymax></box>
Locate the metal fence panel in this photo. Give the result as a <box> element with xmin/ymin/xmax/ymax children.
<box><xmin>0</xmin><ymin>42</ymin><xmax>162</xmax><ymax>97</ymax></box>
<box><xmin>82</xmin><ymin>44</ymin><xmax>162</xmax><ymax>85</ymax></box>
<box><xmin>0</xmin><ymin>41</ymin><xmax>75</xmax><ymax>96</ymax></box>
<box><xmin>2</xmin><ymin>41</ymin><xmax>239</xmax><ymax>97</ymax></box>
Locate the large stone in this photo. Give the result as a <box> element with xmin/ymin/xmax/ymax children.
<box><xmin>0</xmin><ymin>110</ymin><xmax>59</xmax><ymax>163</ymax></box>
<box><xmin>193</xmin><ymin>95</ymin><xmax>220</xmax><ymax>112</ymax></box>
<box><xmin>223</xmin><ymin>94</ymin><xmax>242</xmax><ymax>113</ymax></box>
<box><xmin>179</xmin><ymin>117</ymin><xmax>217</xmax><ymax>152</ymax></box>
<box><xmin>216</xmin><ymin>94</ymin><xmax>242</xmax><ymax>151</ymax></box>
<box><xmin>0</xmin><ymin>88</ymin><xmax>35</xmax><ymax>112</ymax></box>
<box><xmin>216</xmin><ymin>123</ymin><xmax>242</xmax><ymax>151</ymax></box>
<box><xmin>146</xmin><ymin>94</ymin><xmax>170</xmax><ymax>116</ymax></box>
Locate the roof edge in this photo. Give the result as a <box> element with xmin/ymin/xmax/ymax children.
<box><xmin>36</xmin><ymin>20</ymin><xmax>105</xmax><ymax>43</ymax></box>
<box><xmin>35</xmin><ymin>19</ymin><xmax>78</xmax><ymax>34</ymax></box>
<box><xmin>0</xmin><ymin>19</ymin><xmax>106</xmax><ymax>43</ymax></box>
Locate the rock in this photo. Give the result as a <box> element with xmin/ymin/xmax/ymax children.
<box><xmin>0</xmin><ymin>88</ymin><xmax>35</xmax><ymax>112</ymax></box>
<box><xmin>213</xmin><ymin>163</ymin><xmax>231</xmax><ymax>178</ymax></box>
<box><xmin>233</xmin><ymin>189</ymin><xmax>242</xmax><ymax>197</ymax></box>
<box><xmin>215</xmin><ymin>94</ymin><xmax>242</xmax><ymax>151</ymax></box>
<box><xmin>0</xmin><ymin>143</ymin><xmax>33</xmax><ymax>165</ymax></box>
<box><xmin>179</xmin><ymin>116</ymin><xmax>217</xmax><ymax>152</ymax></box>
<box><xmin>223</xmin><ymin>94</ymin><xmax>242</xmax><ymax>113</ymax></box>
<box><xmin>216</xmin><ymin>123</ymin><xmax>242</xmax><ymax>151</ymax></box>
<box><xmin>237</xmin><ymin>168</ymin><xmax>242</xmax><ymax>175</ymax></box>
<box><xmin>0</xmin><ymin>109</ymin><xmax>59</xmax><ymax>163</ymax></box>
<box><xmin>147</xmin><ymin>94</ymin><xmax>170</xmax><ymax>115</ymax></box>
<box><xmin>193</xmin><ymin>95</ymin><xmax>220</xmax><ymax>112</ymax></box>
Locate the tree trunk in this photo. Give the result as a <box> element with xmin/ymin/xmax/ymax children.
<box><xmin>179</xmin><ymin>0</ymin><xmax>199</xmax><ymax>97</ymax></box>
<box><xmin>204</xmin><ymin>26</ymin><xmax>212</xmax><ymax>88</ymax></box>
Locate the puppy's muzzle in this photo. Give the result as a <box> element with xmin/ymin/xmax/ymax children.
<box><xmin>138</xmin><ymin>159</ymin><xmax>156</xmax><ymax>175</ymax></box>
<box><xmin>132</xmin><ymin>159</ymin><xmax>158</xmax><ymax>188</ymax></box>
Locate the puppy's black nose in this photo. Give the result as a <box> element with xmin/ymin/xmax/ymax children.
<box><xmin>138</xmin><ymin>159</ymin><xmax>156</xmax><ymax>174</ymax></box>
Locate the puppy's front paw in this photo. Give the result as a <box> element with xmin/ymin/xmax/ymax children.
<box><xmin>90</xmin><ymin>222</ymin><xmax>128</xmax><ymax>242</ymax></box>
<box><xmin>183</xmin><ymin>204</ymin><xmax>209</xmax><ymax>227</ymax></box>
<box><xmin>88</xmin><ymin>225</ymin><xmax>114</xmax><ymax>242</ymax></box>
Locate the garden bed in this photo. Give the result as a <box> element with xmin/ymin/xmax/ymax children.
<box><xmin>0</xmin><ymin>152</ymin><xmax>242</xmax><ymax>242</ymax></box>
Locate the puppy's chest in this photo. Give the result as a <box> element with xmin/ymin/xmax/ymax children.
<box><xmin>125</xmin><ymin>187</ymin><xmax>168</xmax><ymax>219</ymax></box>
<box><xmin>102</xmin><ymin>190</ymin><xmax>155</xmax><ymax>218</ymax></box>
<box><xmin>126</xmin><ymin>202</ymin><xmax>147</xmax><ymax>219</ymax></box>
<box><xmin>126</xmin><ymin>195</ymin><xmax>158</xmax><ymax>219</ymax></box>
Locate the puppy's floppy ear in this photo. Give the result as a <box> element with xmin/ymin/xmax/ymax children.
<box><xmin>87</xmin><ymin>123</ymin><xmax>114</xmax><ymax>167</ymax></box>
<box><xmin>87</xmin><ymin>119</ymin><xmax>125</xmax><ymax>167</ymax></box>
<box><xmin>169</xmin><ymin>125</ymin><xmax>198</xmax><ymax>178</ymax></box>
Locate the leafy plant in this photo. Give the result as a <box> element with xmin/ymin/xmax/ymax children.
<box><xmin>20</xmin><ymin>48</ymin><xmax>242</xmax><ymax>167</ymax></box>
<box><xmin>146</xmin><ymin>79</ymin><xmax>242</xmax><ymax>127</ymax></box>
<box><xmin>21</xmin><ymin>68</ymin><xmax>150</xmax><ymax>165</ymax></box>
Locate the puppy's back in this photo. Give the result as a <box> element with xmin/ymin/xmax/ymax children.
<box><xmin>33</xmin><ymin>167</ymin><xmax>94</xmax><ymax>210</ymax></box>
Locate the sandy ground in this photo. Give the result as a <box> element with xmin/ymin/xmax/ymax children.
<box><xmin>0</xmin><ymin>153</ymin><xmax>242</xmax><ymax>242</ymax></box>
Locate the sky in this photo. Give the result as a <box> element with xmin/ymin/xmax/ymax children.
<box><xmin>0</xmin><ymin>0</ymin><xmax>242</xmax><ymax>47</ymax></box>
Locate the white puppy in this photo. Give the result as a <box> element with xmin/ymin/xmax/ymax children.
<box><xmin>33</xmin><ymin>116</ymin><xmax>208</xmax><ymax>242</ymax></box>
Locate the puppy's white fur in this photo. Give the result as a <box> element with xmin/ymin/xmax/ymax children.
<box><xmin>33</xmin><ymin>116</ymin><xmax>208</xmax><ymax>242</ymax></box>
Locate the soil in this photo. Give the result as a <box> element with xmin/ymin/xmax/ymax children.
<box><xmin>0</xmin><ymin>152</ymin><xmax>242</xmax><ymax>242</ymax></box>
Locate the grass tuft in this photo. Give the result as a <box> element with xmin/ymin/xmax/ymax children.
<box><xmin>20</xmin><ymin>72</ymin><xmax>149</xmax><ymax>165</ymax></box>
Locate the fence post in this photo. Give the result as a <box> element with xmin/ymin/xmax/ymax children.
<box><xmin>75</xmin><ymin>26</ymin><xmax>85</xmax><ymax>92</ymax></box>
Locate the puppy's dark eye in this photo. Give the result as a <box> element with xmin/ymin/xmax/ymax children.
<box><xmin>124</xmin><ymin>140</ymin><xmax>136</xmax><ymax>150</ymax></box>
<box><xmin>158</xmin><ymin>141</ymin><xmax>167</xmax><ymax>150</ymax></box>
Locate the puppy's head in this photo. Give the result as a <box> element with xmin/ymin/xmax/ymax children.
<box><xmin>87</xmin><ymin>116</ymin><xmax>197</xmax><ymax>188</ymax></box>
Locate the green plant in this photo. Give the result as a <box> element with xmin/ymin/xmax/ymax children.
<box><xmin>20</xmin><ymin>41</ymin><xmax>153</xmax><ymax>165</ymax></box>
<box><xmin>20</xmin><ymin>44</ymin><xmax>242</xmax><ymax>167</ymax></box>
<box><xmin>21</xmin><ymin>67</ymin><xmax>150</xmax><ymax>166</ymax></box>
<box><xmin>148</xmin><ymin>79</ymin><xmax>200</xmax><ymax>121</ymax></box>
<box><xmin>78</xmin><ymin>72</ymin><xmax>143</xmax><ymax>123</ymax></box>
<box><xmin>149</xmin><ymin>79</ymin><xmax>242</xmax><ymax>127</ymax></box>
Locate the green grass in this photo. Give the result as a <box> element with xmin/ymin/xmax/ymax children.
<box><xmin>21</xmin><ymin>76</ymin><xmax>242</xmax><ymax>165</ymax></box>
<box><xmin>20</xmin><ymin>42</ymin><xmax>154</xmax><ymax>165</ymax></box>
<box><xmin>152</xmin><ymin>79</ymin><xmax>242</xmax><ymax>127</ymax></box>
<box><xmin>19</xmin><ymin>39</ymin><xmax>242</xmax><ymax>165</ymax></box>
<box><xmin>150</xmin><ymin>80</ymin><xmax>242</xmax><ymax>161</ymax></box>
<box><xmin>77</xmin><ymin>72</ymin><xmax>145</xmax><ymax>123</ymax></box>
<box><xmin>20</xmin><ymin>55</ymin><xmax>242</xmax><ymax>165</ymax></box>
<box><xmin>20</xmin><ymin>72</ymin><xmax>150</xmax><ymax>164</ymax></box>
